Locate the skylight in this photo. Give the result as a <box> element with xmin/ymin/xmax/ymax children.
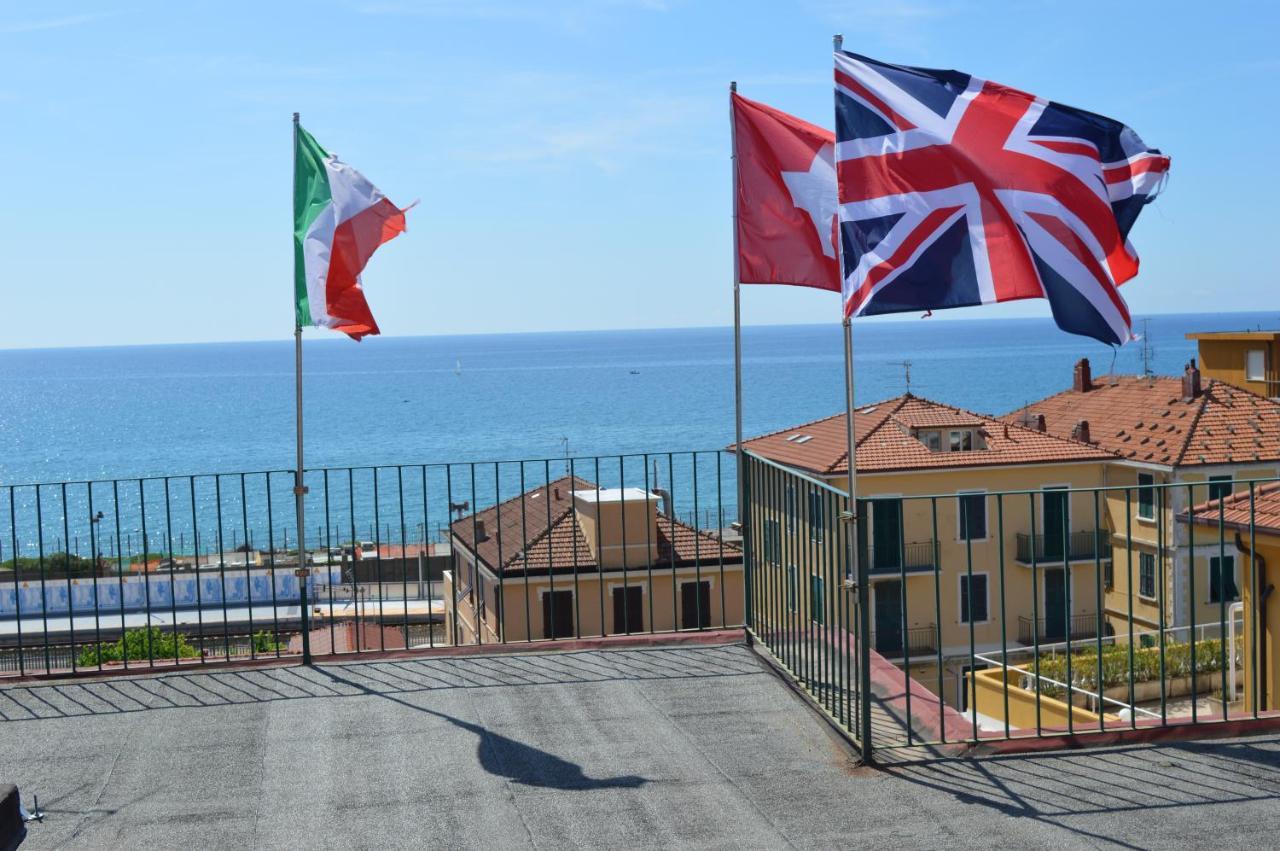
<box><xmin>785</xmin><ymin>434</ymin><xmax>814</xmax><ymax>444</ymax></box>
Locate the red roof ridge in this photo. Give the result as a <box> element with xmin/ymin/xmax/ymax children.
<box><xmin>734</xmin><ymin>393</ymin><xmax>905</xmax><ymax>449</ymax></box>
<box><xmin>998</xmin><ymin>409</ymin><xmax>1122</xmax><ymax>455</ymax></box>
<box><xmin>1171</xmin><ymin>382</ymin><xmax>1213</xmax><ymax>467</ymax></box>
<box><xmin>831</xmin><ymin>395</ymin><xmax>914</xmax><ymax>474</ymax></box>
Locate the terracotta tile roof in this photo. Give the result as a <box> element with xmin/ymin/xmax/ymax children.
<box><xmin>1183</xmin><ymin>481</ymin><xmax>1280</xmax><ymax>536</ymax></box>
<box><xmin>1004</xmin><ymin>373</ymin><xmax>1280</xmax><ymax>468</ymax></box>
<box><xmin>450</xmin><ymin>476</ymin><xmax>740</xmax><ymax>576</ymax></box>
<box><xmin>736</xmin><ymin>394</ymin><xmax>1115</xmax><ymax>476</ymax></box>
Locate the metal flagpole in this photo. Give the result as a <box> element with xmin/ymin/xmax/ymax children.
<box><xmin>730</xmin><ymin>81</ymin><xmax>745</xmax><ymax>525</ymax></box>
<box><xmin>293</xmin><ymin>112</ymin><xmax>313</xmax><ymax>665</ymax></box>
<box><xmin>832</xmin><ymin>33</ymin><xmax>871</xmax><ymax>761</ymax></box>
<box><xmin>730</xmin><ymin>80</ymin><xmax>753</xmax><ymax>638</ymax></box>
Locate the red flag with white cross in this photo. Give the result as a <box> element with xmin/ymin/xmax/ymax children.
<box><xmin>732</xmin><ymin>92</ymin><xmax>840</xmax><ymax>292</ymax></box>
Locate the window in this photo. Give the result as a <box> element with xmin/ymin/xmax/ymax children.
<box><xmin>959</xmin><ymin>574</ymin><xmax>988</xmax><ymax>623</ymax></box>
<box><xmin>1208</xmin><ymin>476</ymin><xmax>1233</xmax><ymax>502</ymax></box>
<box><xmin>949</xmin><ymin>430</ymin><xmax>974</xmax><ymax>452</ymax></box>
<box><xmin>958</xmin><ymin>492</ymin><xmax>987</xmax><ymax>541</ymax></box>
<box><xmin>1137</xmin><ymin>473</ymin><xmax>1156</xmax><ymax>521</ymax></box>
<box><xmin>1139</xmin><ymin>552</ymin><xmax>1157</xmax><ymax>599</ymax></box>
<box><xmin>763</xmin><ymin>519</ymin><xmax>781</xmax><ymax>567</ymax></box>
<box><xmin>785</xmin><ymin>484</ymin><xmax>797</xmax><ymax>532</ymax></box>
<box><xmin>809</xmin><ymin>491</ymin><xmax>825</xmax><ymax>543</ymax></box>
<box><xmin>1104</xmin><ymin>559</ymin><xmax>1114</xmax><ymax>591</ymax></box>
<box><xmin>1209</xmin><ymin>556</ymin><xmax>1238</xmax><ymax>603</ymax></box>
<box><xmin>810</xmin><ymin>574</ymin><xmax>826</xmax><ymax>624</ymax></box>
<box><xmin>786</xmin><ymin>565</ymin><xmax>797</xmax><ymax>612</ymax></box>
<box><xmin>1246</xmin><ymin>348</ymin><xmax>1266</xmax><ymax>382</ymax></box>
<box><xmin>922</xmin><ymin>431</ymin><xmax>942</xmax><ymax>452</ymax></box>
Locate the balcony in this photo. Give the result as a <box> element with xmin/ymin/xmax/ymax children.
<box><xmin>1017</xmin><ymin>611</ymin><xmax>1102</xmax><ymax>645</ymax></box>
<box><xmin>872</xmin><ymin>622</ymin><xmax>938</xmax><ymax>657</ymax></box>
<box><xmin>865</xmin><ymin>540</ymin><xmax>938</xmax><ymax>577</ymax></box>
<box><xmin>1015</xmin><ymin>529</ymin><xmax>1107</xmax><ymax>565</ymax></box>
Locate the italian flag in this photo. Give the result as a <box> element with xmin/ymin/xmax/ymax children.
<box><xmin>293</xmin><ymin>123</ymin><xmax>409</xmax><ymax>340</ymax></box>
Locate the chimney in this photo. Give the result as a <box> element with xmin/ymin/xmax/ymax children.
<box><xmin>653</xmin><ymin>487</ymin><xmax>674</xmax><ymax>519</ymax></box>
<box><xmin>1073</xmin><ymin>358</ymin><xmax>1093</xmax><ymax>392</ymax></box>
<box><xmin>1182</xmin><ymin>359</ymin><xmax>1202</xmax><ymax>401</ymax></box>
<box><xmin>1035</xmin><ymin>414</ymin><xmax>1047</xmax><ymax>433</ymax></box>
<box><xmin>475</xmin><ymin>519</ymin><xmax>488</xmax><ymax>542</ymax></box>
<box><xmin>553</xmin><ymin>486</ymin><xmax>561</xmax><ymax>500</ymax></box>
<box><xmin>1072</xmin><ymin>419</ymin><xmax>1091</xmax><ymax>444</ymax></box>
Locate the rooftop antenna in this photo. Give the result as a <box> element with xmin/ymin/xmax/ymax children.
<box><xmin>1140</xmin><ymin>318</ymin><xmax>1155</xmax><ymax>380</ymax></box>
<box><xmin>892</xmin><ymin>360</ymin><xmax>914</xmax><ymax>394</ymax></box>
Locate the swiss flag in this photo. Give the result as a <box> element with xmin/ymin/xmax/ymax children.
<box><xmin>732</xmin><ymin>93</ymin><xmax>840</xmax><ymax>292</ymax></box>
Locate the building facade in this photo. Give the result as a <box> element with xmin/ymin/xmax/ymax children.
<box><xmin>445</xmin><ymin>477</ymin><xmax>743</xmax><ymax>644</ymax></box>
<box><xmin>738</xmin><ymin>392</ymin><xmax>1117</xmax><ymax>707</ymax></box>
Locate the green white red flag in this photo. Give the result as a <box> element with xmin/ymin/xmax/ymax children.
<box><xmin>293</xmin><ymin>123</ymin><xmax>409</xmax><ymax>340</ymax></box>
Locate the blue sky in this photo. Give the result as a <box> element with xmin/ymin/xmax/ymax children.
<box><xmin>2</xmin><ymin>0</ymin><xmax>1276</xmax><ymax>349</ymax></box>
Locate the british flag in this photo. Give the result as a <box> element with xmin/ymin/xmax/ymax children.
<box><xmin>835</xmin><ymin>51</ymin><xmax>1169</xmax><ymax>345</ymax></box>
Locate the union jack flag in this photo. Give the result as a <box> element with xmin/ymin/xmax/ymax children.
<box><xmin>835</xmin><ymin>51</ymin><xmax>1169</xmax><ymax>345</ymax></box>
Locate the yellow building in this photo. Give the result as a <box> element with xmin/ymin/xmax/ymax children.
<box><xmin>445</xmin><ymin>476</ymin><xmax>743</xmax><ymax>644</ymax></box>
<box><xmin>1012</xmin><ymin>358</ymin><xmax>1280</xmax><ymax>643</ymax></box>
<box><xmin>1184</xmin><ymin>483</ymin><xmax>1280</xmax><ymax>712</ymax></box>
<box><xmin>1186</xmin><ymin>330</ymin><xmax>1280</xmax><ymax>399</ymax></box>
<box><xmin>739</xmin><ymin>391</ymin><xmax>1117</xmax><ymax>708</ymax></box>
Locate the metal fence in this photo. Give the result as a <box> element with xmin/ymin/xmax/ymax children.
<box><xmin>742</xmin><ymin>449</ymin><xmax>1280</xmax><ymax>762</ymax></box>
<box><xmin>6</xmin><ymin>448</ymin><xmax>1279</xmax><ymax>765</ymax></box>
<box><xmin>0</xmin><ymin>451</ymin><xmax>738</xmax><ymax>677</ymax></box>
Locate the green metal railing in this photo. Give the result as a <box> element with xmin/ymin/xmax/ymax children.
<box><xmin>0</xmin><ymin>451</ymin><xmax>738</xmax><ymax>677</ymax></box>
<box><xmin>741</xmin><ymin>452</ymin><xmax>1280</xmax><ymax>763</ymax></box>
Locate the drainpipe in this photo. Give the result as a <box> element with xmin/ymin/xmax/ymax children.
<box><xmin>1235</xmin><ymin>531</ymin><xmax>1271</xmax><ymax>708</ymax></box>
<box><xmin>1228</xmin><ymin>600</ymin><xmax>1244</xmax><ymax>699</ymax></box>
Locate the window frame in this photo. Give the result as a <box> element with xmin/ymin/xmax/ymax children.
<box><xmin>956</xmin><ymin>490</ymin><xmax>988</xmax><ymax>542</ymax></box>
<box><xmin>1246</xmin><ymin>348</ymin><xmax>1266</xmax><ymax>382</ymax></box>
<box><xmin>810</xmin><ymin>574</ymin><xmax>826</xmax><ymax>625</ymax></box>
<box><xmin>949</xmin><ymin>429</ymin><xmax>975</xmax><ymax>452</ymax></box>
<box><xmin>958</xmin><ymin>571</ymin><xmax>990</xmax><ymax>625</ymax></box>
<box><xmin>1208</xmin><ymin>555</ymin><xmax>1238</xmax><ymax>604</ymax></box>
<box><xmin>1207</xmin><ymin>475</ymin><xmax>1233</xmax><ymax>503</ymax></box>
<box><xmin>922</xmin><ymin>430</ymin><xmax>942</xmax><ymax>452</ymax></box>
<box><xmin>808</xmin><ymin>489</ymin><xmax>825</xmax><ymax>544</ymax></box>
<box><xmin>1137</xmin><ymin>473</ymin><xmax>1156</xmax><ymax>522</ymax></box>
<box><xmin>763</xmin><ymin>518</ymin><xmax>782</xmax><ymax>567</ymax></box>
<box><xmin>1138</xmin><ymin>551</ymin><xmax>1157</xmax><ymax>600</ymax></box>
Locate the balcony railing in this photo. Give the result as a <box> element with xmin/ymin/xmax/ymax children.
<box><xmin>872</xmin><ymin>623</ymin><xmax>938</xmax><ymax>657</ymax></box>
<box><xmin>1015</xmin><ymin>529</ymin><xmax>1106</xmax><ymax>564</ymax></box>
<box><xmin>1017</xmin><ymin>611</ymin><xmax>1101</xmax><ymax>645</ymax></box>
<box><xmin>866</xmin><ymin>540</ymin><xmax>937</xmax><ymax>576</ymax></box>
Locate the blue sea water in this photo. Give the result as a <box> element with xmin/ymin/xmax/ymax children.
<box><xmin>0</xmin><ymin>311</ymin><xmax>1272</xmax><ymax>487</ymax></box>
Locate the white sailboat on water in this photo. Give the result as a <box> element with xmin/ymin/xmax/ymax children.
<box><xmin>454</xmin><ymin>358</ymin><xmax>461</xmax><ymax>377</ymax></box>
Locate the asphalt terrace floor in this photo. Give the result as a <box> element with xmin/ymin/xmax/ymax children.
<box><xmin>2</xmin><ymin>642</ymin><xmax>1279</xmax><ymax>849</ymax></box>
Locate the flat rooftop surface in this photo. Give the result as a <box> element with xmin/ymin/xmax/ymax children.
<box><xmin>2</xmin><ymin>643</ymin><xmax>1278</xmax><ymax>849</ymax></box>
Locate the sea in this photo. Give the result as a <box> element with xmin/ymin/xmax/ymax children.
<box><xmin>0</xmin><ymin>311</ymin><xmax>1273</xmax><ymax>486</ymax></box>
<box><xmin>0</xmin><ymin>311</ymin><xmax>1273</xmax><ymax>554</ymax></box>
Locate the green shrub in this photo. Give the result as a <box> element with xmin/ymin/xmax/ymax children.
<box><xmin>78</xmin><ymin>627</ymin><xmax>200</xmax><ymax>667</ymax></box>
<box><xmin>1026</xmin><ymin>637</ymin><xmax>1241</xmax><ymax>698</ymax></box>
<box><xmin>251</xmin><ymin>630</ymin><xmax>282</xmax><ymax>654</ymax></box>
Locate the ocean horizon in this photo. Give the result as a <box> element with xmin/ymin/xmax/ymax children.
<box><xmin>1</xmin><ymin>310</ymin><xmax>1274</xmax><ymax>486</ymax></box>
